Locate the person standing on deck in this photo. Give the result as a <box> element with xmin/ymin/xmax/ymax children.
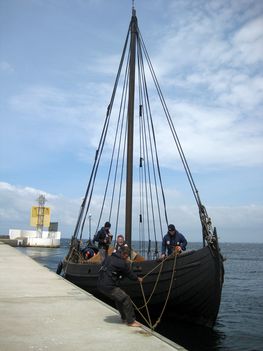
<box><xmin>97</xmin><ymin>246</ymin><xmax>142</xmax><ymax>327</ymax></box>
<box><xmin>161</xmin><ymin>224</ymin><xmax>187</xmax><ymax>258</ymax></box>
<box><xmin>93</xmin><ymin>221</ymin><xmax>113</xmax><ymax>258</ymax></box>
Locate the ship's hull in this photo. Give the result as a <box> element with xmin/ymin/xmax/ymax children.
<box><xmin>62</xmin><ymin>244</ymin><xmax>224</xmax><ymax>328</ymax></box>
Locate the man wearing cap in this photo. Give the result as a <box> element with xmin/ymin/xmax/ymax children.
<box><xmin>97</xmin><ymin>246</ymin><xmax>142</xmax><ymax>327</ymax></box>
<box><xmin>94</xmin><ymin>221</ymin><xmax>113</xmax><ymax>258</ymax></box>
<box><xmin>161</xmin><ymin>224</ymin><xmax>187</xmax><ymax>258</ymax></box>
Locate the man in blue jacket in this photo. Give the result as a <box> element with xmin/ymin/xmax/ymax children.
<box><xmin>161</xmin><ymin>224</ymin><xmax>187</xmax><ymax>258</ymax></box>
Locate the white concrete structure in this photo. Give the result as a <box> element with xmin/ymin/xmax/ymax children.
<box><xmin>9</xmin><ymin>229</ymin><xmax>61</xmax><ymax>247</ymax></box>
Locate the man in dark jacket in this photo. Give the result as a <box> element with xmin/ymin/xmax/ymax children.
<box><xmin>161</xmin><ymin>224</ymin><xmax>187</xmax><ymax>258</ymax></box>
<box><xmin>97</xmin><ymin>246</ymin><xmax>142</xmax><ymax>327</ymax></box>
<box><xmin>93</xmin><ymin>221</ymin><xmax>113</xmax><ymax>257</ymax></box>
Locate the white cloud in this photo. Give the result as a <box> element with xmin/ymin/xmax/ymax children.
<box><xmin>209</xmin><ymin>204</ymin><xmax>263</xmax><ymax>243</ymax></box>
<box><xmin>0</xmin><ymin>182</ymin><xmax>79</xmax><ymax>236</ymax></box>
<box><xmin>1</xmin><ymin>0</ymin><xmax>262</xmax><ymax>244</ymax></box>
<box><xmin>148</xmin><ymin>100</ymin><xmax>263</xmax><ymax>169</ymax></box>
<box><xmin>0</xmin><ymin>182</ymin><xmax>262</xmax><ymax>243</ymax></box>
<box><xmin>3</xmin><ymin>0</ymin><xmax>262</xmax><ymax>172</ymax></box>
<box><xmin>136</xmin><ymin>2</ymin><xmax>263</xmax><ymax>171</ymax></box>
<box><xmin>5</xmin><ymin>83</ymin><xmax>111</xmax><ymax>164</ymax></box>
<box><xmin>0</xmin><ymin>61</ymin><xmax>14</xmax><ymax>73</ymax></box>
<box><xmin>233</xmin><ymin>16</ymin><xmax>263</xmax><ymax>64</ymax></box>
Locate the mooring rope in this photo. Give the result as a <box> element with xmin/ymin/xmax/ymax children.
<box><xmin>62</xmin><ymin>244</ymin><xmax>178</xmax><ymax>331</ymax></box>
<box><xmin>131</xmin><ymin>251</ymin><xmax>178</xmax><ymax>330</ymax></box>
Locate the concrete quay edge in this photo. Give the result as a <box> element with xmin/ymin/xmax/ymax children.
<box><xmin>0</xmin><ymin>242</ymin><xmax>187</xmax><ymax>351</ymax></box>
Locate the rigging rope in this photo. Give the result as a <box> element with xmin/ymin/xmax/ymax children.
<box><xmin>76</xmin><ymin>26</ymin><xmax>130</xmax><ymax>241</ymax></box>
<box><xmin>96</xmin><ymin>49</ymin><xmax>130</xmax><ymax>233</ymax></box>
<box><xmin>138</xmin><ymin>29</ymin><xmax>200</xmax><ymax>206</ymax></box>
<box><xmin>137</xmin><ymin>33</ymin><xmax>168</xmax><ymax>252</ymax></box>
<box><xmin>72</xmin><ymin>10</ymin><xmax>214</xmax><ymax>253</ymax></box>
<box><xmin>137</xmin><ymin>28</ymin><xmax>215</xmax><ymax>244</ymax></box>
<box><xmin>63</xmin><ymin>10</ymin><xmax>218</xmax><ymax>334</ymax></box>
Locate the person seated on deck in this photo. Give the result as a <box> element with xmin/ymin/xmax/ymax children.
<box><xmin>81</xmin><ymin>247</ymin><xmax>95</xmax><ymax>260</ymax></box>
<box><xmin>113</xmin><ymin>234</ymin><xmax>128</xmax><ymax>253</ymax></box>
<box><xmin>113</xmin><ymin>234</ymin><xmax>145</xmax><ymax>262</ymax></box>
<box><xmin>93</xmin><ymin>221</ymin><xmax>113</xmax><ymax>258</ymax></box>
<box><xmin>161</xmin><ymin>224</ymin><xmax>187</xmax><ymax>258</ymax></box>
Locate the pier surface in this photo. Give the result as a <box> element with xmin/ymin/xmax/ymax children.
<box><xmin>0</xmin><ymin>243</ymin><xmax>186</xmax><ymax>351</ymax></box>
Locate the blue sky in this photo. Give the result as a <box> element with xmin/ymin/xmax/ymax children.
<box><xmin>0</xmin><ymin>0</ymin><xmax>262</xmax><ymax>242</ymax></box>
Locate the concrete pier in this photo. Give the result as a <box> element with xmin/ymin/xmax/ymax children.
<box><xmin>0</xmin><ymin>243</ymin><xmax>186</xmax><ymax>351</ymax></box>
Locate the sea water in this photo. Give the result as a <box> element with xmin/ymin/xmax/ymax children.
<box><xmin>16</xmin><ymin>241</ymin><xmax>263</xmax><ymax>351</ymax></box>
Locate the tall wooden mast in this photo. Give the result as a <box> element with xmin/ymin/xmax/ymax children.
<box><xmin>125</xmin><ymin>7</ymin><xmax>137</xmax><ymax>248</ymax></box>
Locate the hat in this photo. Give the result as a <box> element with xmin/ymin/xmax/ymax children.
<box><xmin>120</xmin><ymin>246</ymin><xmax>130</xmax><ymax>256</ymax></box>
<box><xmin>168</xmin><ymin>224</ymin><xmax>175</xmax><ymax>231</ymax></box>
<box><xmin>104</xmin><ymin>221</ymin><xmax>111</xmax><ymax>228</ymax></box>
